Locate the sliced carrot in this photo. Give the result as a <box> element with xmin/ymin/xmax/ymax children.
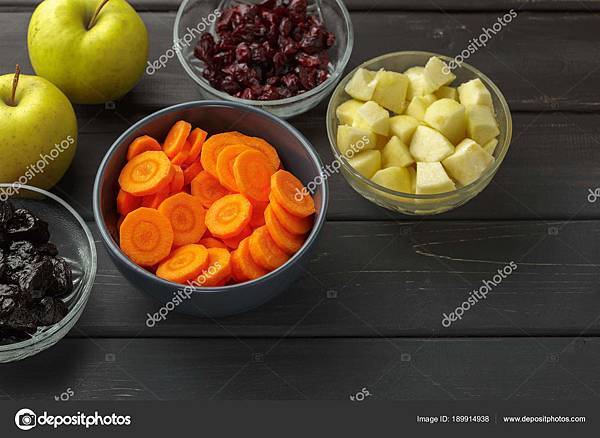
<box><xmin>205</xmin><ymin>194</ymin><xmax>253</xmax><ymax>239</ymax></box>
<box><xmin>199</xmin><ymin>237</ymin><xmax>228</xmax><ymax>249</ymax></box>
<box><xmin>264</xmin><ymin>204</ymin><xmax>305</xmax><ymax>254</ymax></box>
<box><xmin>248</xmin><ymin>226</ymin><xmax>289</xmax><ymax>271</ymax></box>
<box><xmin>190</xmin><ymin>171</ymin><xmax>229</xmax><ymax>208</ymax></box>
<box><xmin>200</xmin><ymin>132</ymin><xmax>245</xmax><ymax>178</ymax></box>
<box><xmin>119</xmin><ymin>151</ymin><xmax>174</xmax><ymax>196</ymax></box>
<box><xmin>269</xmin><ymin>195</ymin><xmax>313</xmax><ymax>234</ymax></box>
<box><xmin>117</xmin><ymin>189</ymin><xmax>142</xmax><ymax>216</ymax></box>
<box><xmin>119</xmin><ymin>207</ymin><xmax>174</xmax><ymax>267</ymax></box>
<box><xmin>233</xmin><ymin>149</ymin><xmax>276</xmax><ymax>202</ymax></box>
<box><xmin>158</xmin><ymin>192</ymin><xmax>207</xmax><ymax>246</ymax></box>
<box><xmin>156</xmin><ymin>244</ymin><xmax>210</xmax><ymax>284</ymax></box>
<box><xmin>233</xmin><ymin>237</ymin><xmax>268</xmax><ymax>280</ymax></box>
<box><xmin>222</xmin><ymin>225</ymin><xmax>252</xmax><ymax>249</ymax></box>
<box><xmin>170</xmin><ymin>165</ymin><xmax>185</xmax><ymax>193</ymax></box>
<box><xmin>142</xmin><ymin>185</ymin><xmax>170</xmax><ymax>209</ymax></box>
<box><xmin>270</xmin><ymin>170</ymin><xmax>315</xmax><ymax>218</ymax></box>
<box><xmin>231</xmin><ymin>249</ymin><xmax>248</xmax><ymax>283</ymax></box>
<box><xmin>184</xmin><ymin>128</ymin><xmax>208</xmax><ymax>165</ymax></box>
<box><xmin>195</xmin><ymin>247</ymin><xmax>232</xmax><ymax>287</ymax></box>
<box><xmin>237</xmin><ymin>134</ymin><xmax>280</xmax><ymax>170</ymax></box>
<box><xmin>216</xmin><ymin>144</ymin><xmax>251</xmax><ymax>191</ymax></box>
<box><xmin>183</xmin><ymin>160</ymin><xmax>203</xmax><ymax>186</ymax></box>
<box><xmin>163</xmin><ymin>120</ymin><xmax>192</xmax><ymax>159</ymax></box>
<box><xmin>126</xmin><ymin>135</ymin><xmax>162</xmax><ymax>161</ymax></box>
<box><xmin>171</xmin><ymin>141</ymin><xmax>191</xmax><ymax>165</ymax></box>
<box><xmin>249</xmin><ymin>200</ymin><xmax>268</xmax><ymax>228</ymax></box>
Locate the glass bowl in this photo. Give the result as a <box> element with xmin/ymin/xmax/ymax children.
<box><xmin>174</xmin><ymin>0</ymin><xmax>353</xmax><ymax>119</ymax></box>
<box><xmin>0</xmin><ymin>185</ymin><xmax>97</xmax><ymax>363</ymax></box>
<box><xmin>326</xmin><ymin>51</ymin><xmax>513</xmax><ymax>216</ymax></box>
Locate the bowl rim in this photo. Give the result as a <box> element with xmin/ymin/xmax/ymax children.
<box><xmin>93</xmin><ymin>100</ymin><xmax>329</xmax><ymax>295</ymax></box>
<box><xmin>0</xmin><ymin>184</ymin><xmax>97</xmax><ymax>353</ymax></box>
<box><xmin>173</xmin><ymin>0</ymin><xmax>354</xmax><ymax>106</ymax></box>
<box><xmin>326</xmin><ymin>50</ymin><xmax>513</xmax><ymax>200</ymax></box>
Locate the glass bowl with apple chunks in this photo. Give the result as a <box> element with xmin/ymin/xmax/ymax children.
<box><xmin>326</xmin><ymin>51</ymin><xmax>512</xmax><ymax>215</ymax></box>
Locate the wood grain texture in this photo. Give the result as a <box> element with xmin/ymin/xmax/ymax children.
<box><xmin>1</xmin><ymin>337</ymin><xmax>598</xmax><ymax>400</ymax></box>
<box><xmin>73</xmin><ymin>220</ymin><xmax>600</xmax><ymax>338</ymax></box>
<box><xmin>3</xmin><ymin>11</ymin><xmax>600</xmax><ymax>111</ymax></box>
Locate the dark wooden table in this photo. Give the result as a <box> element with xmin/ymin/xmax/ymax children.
<box><xmin>2</xmin><ymin>0</ymin><xmax>600</xmax><ymax>401</ymax></box>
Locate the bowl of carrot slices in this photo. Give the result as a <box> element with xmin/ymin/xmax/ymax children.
<box><xmin>93</xmin><ymin>101</ymin><xmax>328</xmax><ymax>317</ymax></box>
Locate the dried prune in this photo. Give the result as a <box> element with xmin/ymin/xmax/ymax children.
<box><xmin>47</xmin><ymin>257</ymin><xmax>73</xmax><ymax>297</ymax></box>
<box><xmin>35</xmin><ymin>297</ymin><xmax>68</xmax><ymax>327</ymax></box>
<box><xmin>15</xmin><ymin>257</ymin><xmax>54</xmax><ymax>300</ymax></box>
<box><xmin>0</xmin><ymin>284</ymin><xmax>22</xmax><ymax>317</ymax></box>
<box><xmin>6</xmin><ymin>208</ymin><xmax>50</xmax><ymax>244</ymax></box>
<box><xmin>0</xmin><ymin>201</ymin><xmax>14</xmax><ymax>227</ymax></box>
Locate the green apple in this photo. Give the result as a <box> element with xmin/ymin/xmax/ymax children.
<box><xmin>28</xmin><ymin>0</ymin><xmax>148</xmax><ymax>104</ymax></box>
<box><xmin>0</xmin><ymin>67</ymin><xmax>77</xmax><ymax>190</ymax></box>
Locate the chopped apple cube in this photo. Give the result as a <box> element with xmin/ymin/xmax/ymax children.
<box><xmin>353</xmin><ymin>101</ymin><xmax>390</xmax><ymax>136</ymax></box>
<box><xmin>336</xmin><ymin>125</ymin><xmax>376</xmax><ymax>156</ymax></box>
<box><xmin>371</xmin><ymin>167</ymin><xmax>412</xmax><ymax>193</ymax></box>
<box><xmin>389</xmin><ymin>115</ymin><xmax>420</xmax><ymax>144</ymax></box>
<box><xmin>435</xmin><ymin>86</ymin><xmax>458</xmax><ymax>101</ymax></box>
<box><xmin>423</xmin><ymin>56</ymin><xmax>456</xmax><ymax>93</ymax></box>
<box><xmin>442</xmin><ymin>138</ymin><xmax>494</xmax><ymax>186</ymax></box>
<box><xmin>371</xmin><ymin>70</ymin><xmax>409</xmax><ymax>114</ymax></box>
<box><xmin>466</xmin><ymin>104</ymin><xmax>500</xmax><ymax>145</ymax></box>
<box><xmin>483</xmin><ymin>138</ymin><xmax>498</xmax><ymax>156</ymax></box>
<box><xmin>416</xmin><ymin>162</ymin><xmax>456</xmax><ymax>194</ymax></box>
<box><xmin>423</xmin><ymin>98</ymin><xmax>466</xmax><ymax>144</ymax></box>
<box><xmin>405</xmin><ymin>94</ymin><xmax>437</xmax><ymax>121</ymax></box>
<box><xmin>336</xmin><ymin>99</ymin><xmax>364</xmax><ymax>125</ymax></box>
<box><xmin>404</xmin><ymin>66</ymin><xmax>428</xmax><ymax>100</ymax></box>
<box><xmin>347</xmin><ymin>150</ymin><xmax>381</xmax><ymax>179</ymax></box>
<box><xmin>410</xmin><ymin>125</ymin><xmax>455</xmax><ymax>162</ymax></box>
<box><xmin>382</xmin><ymin>136</ymin><xmax>414</xmax><ymax>168</ymax></box>
<box><xmin>458</xmin><ymin>78</ymin><xmax>493</xmax><ymax>108</ymax></box>
<box><xmin>344</xmin><ymin>68</ymin><xmax>377</xmax><ymax>101</ymax></box>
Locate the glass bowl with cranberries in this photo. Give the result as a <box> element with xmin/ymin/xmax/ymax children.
<box><xmin>174</xmin><ymin>0</ymin><xmax>353</xmax><ymax>118</ymax></box>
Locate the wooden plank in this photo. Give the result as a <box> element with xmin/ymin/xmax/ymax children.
<box><xmin>72</xmin><ymin>220</ymin><xmax>600</xmax><ymax>338</ymax></box>
<box><xmin>55</xmin><ymin>110</ymin><xmax>600</xmax><ymax>221</ymax></box>
<box><xmin>1</xmin><ymin>337</ymin><xmax>598</xmax><ymax>400</ymax></box>
<box><xmin>3</xmin><ymin>0</ymin><xmax>600</xmax><ymax>12</ymax></box>
<box><xmin>3</xmin><ymin>11</ymin><xmax>600</xmax><ymax>111</ymax></box>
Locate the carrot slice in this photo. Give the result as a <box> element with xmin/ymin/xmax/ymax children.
<box><xmin>269</xmin><ymin>195</ymin><xmax>313</xmax><ymax>234</ymax></box>
<box><xmin>117</xmin><ymin>189</ymin><xmax>142</xmax><ymax>216</ymax></box>
<box><xmin>119</xmin><ymin>207</ymin><xmax>174</xmax><ymax>267</ymax></box>
<box><xmin>183</xmin><ymin>160</ymin><xmax>203</xmax><ymax>185</ymax></box>
<box><xmin>163</xmin><ymin>120</ymin><xmax>192</xmax><ymax>159</ymax></box>
<box><xmin>119</xmin><ymin>151</ymin><xmax>174</xmax><ymax>196</ymax></box>
<box><xmin>233</xmin><ymin>149</ymin><xmax>276</xmax><ymax>202</ymax></box>
<box><xmin>190</xmin><ymin>171</ymin><xmax>229</xmax><ymax>208</ymax></box>
<box><xmin>237</xmin><ymin>134</ymin><xmax>280</xmax><ymax>170</ymax></box>
<box><xmin>126</xmin><ymin>135</ymin><xmax>162</xmax><ymax>161</ymax></box>
<box><xmin>249</xmin><ymin>200</ymin><xmax>268</xmax><ymax>228</ymax></box>
<box><xmin>248</xmin><ymin>226</ymin><xmax>289</xmax><ymax>271</ymax></box>
<box><xmin>142</xmin><ymin>185</ymin><xmax>170</xmax><ymax>209</ymax></box>
<box><xmin>270</xmin><ymin>170</ymin><xmax>315</xmax><ymax>218</ymax></box>
<box><xmin>158</xmin><ymin>192</ymin><xmax>207</xmax><ymax>246</ymax></box>
<box><xmin>222</xmin><ymin>225</ymin><xmax>252</xmax><ymax>249</ymax></box>
<box><xmin>264</xmin><ymin>204</ymin><xmax>305</xmax><ymax>254</ymax></box>
<box><xmin>170</xmin><ymin>165</ymin><xmax>185</xmax><ymax>193</ymax></box>
<box><xmin>231</xmin><ymin>249</ymin><xmax>247</xmax><ymax>283</ymax></box>
<box><xmin>195</xmin><ymin>247</ymin><xmax>232</xmax><ymax>287</ymax></box>
<box><xmin>199</xmin><ymin>237</ymin><xmax>228</xmax><ymax>249</ymax></box>
<box><xmin>184</xmin><ymin>128</ymin><xmax>208</xmax><ymax>165</ymax></box>
<box><xmin>156</xmin><ymin>244</ymin><xmax>210</xmax><ymax>284</ymax></box>
<box><xmin>205</xmin><ymin>194</ymin><xmax>253</xmax><ymax>239</ymax></box>
<box><xmin>201</xmin><ymin>132</ymin><xmax>245</xmax><ymax>178</ymax></box>
<box><xmin>216</xmin><ymin>144</ymin><xmax>251</xmax><ymax>191</ymax></box>
<box><xmin>171</xmin><ymin>141</ymin><xmax>191</xmax><ymax>165</ymax></box>
<box><xmin>233</xmin><ymin>237</ymin><xmax>268</xmax><ymax>281</ymax></box>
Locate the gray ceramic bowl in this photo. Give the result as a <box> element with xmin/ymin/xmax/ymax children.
<box><xmin>93</xmin><ymin>101</ymin><xmax>328</xmax><ymax>318</ymax></box>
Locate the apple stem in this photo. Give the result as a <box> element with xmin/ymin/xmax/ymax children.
<box><xmin>87</xmin><ymin>0</ymin><xmax>110</xmax><ymax>30</ymax></box>
<box><xmin>9</xmin><ymin>64</ymin><xmax>20</xmax><ymax>107</ymax></box>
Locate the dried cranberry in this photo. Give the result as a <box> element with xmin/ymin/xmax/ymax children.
<box><xmin>281</xmin><ymin>73</ymin><xmax>300</xmax><ymax>92</ymax></box>
<box><xmin>219</xmin><ymin>75</ymin><xmax>241</xmax><ymax>94</ymax></box>
<box><xmin>316</xmin><ymin>69</ymin><xmax>330</xmax><ymax>85</ymax></box>
<box><xmin>258</xmin><ymin>85</ymin><xmax>280</xmax><ymax>100</ymax></box>
<box><xmin>235</xmin><ymin>42</ymin><xmax>251</xmax><ymax>63</ymax></box>
<box><xmin>326</xmin><ymin>32</ymin><xmax>336</xmax><ymax>48</ymax></box>
<box><xmin>279</xmin><ymin>17</ymin><xmax>292</xmax><ymax>36</ymax></box>
<box><xmin>296</xmin><ymin>52</ymin><xmax>321</xmax><ymax>68</ymax></box>
<box><xmin>195</xmin><ymin>34</ymin><xmax>215</xmax><ymax>62</ymax></box>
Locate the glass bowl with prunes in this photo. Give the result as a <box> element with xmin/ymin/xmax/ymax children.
<box><xmin>0</xmin><ymin>185</ymin><xmax>96</xmax><ymax>363</ymax></box>
<box><xmin>174</xmin><ymin>0</ymin><xmax>353</xmax><ymax>118</ymax></box>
